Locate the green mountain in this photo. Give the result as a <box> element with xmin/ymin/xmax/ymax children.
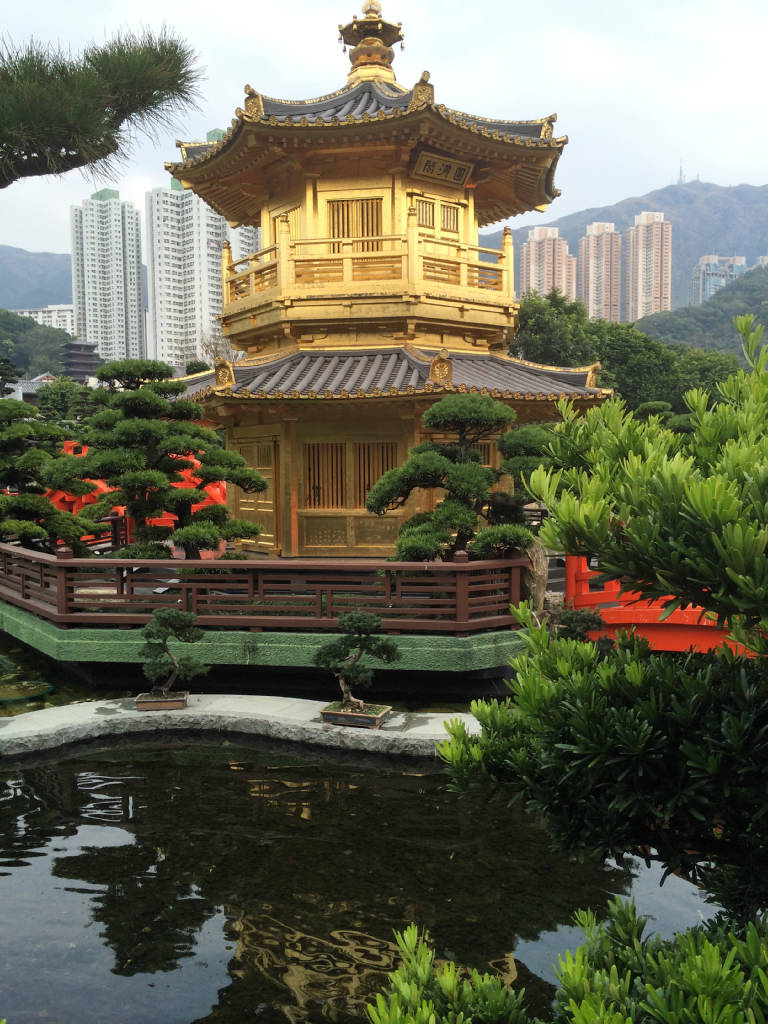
<box><xmin>635</xmin><ymin>265</ymin><xmax>768</xmax><ymax>354</ymax></box>
<box><xmin>480</xmin><ymin>181</ymin><xmax>768</xmax><ymax>310</ymax></box>
<box><xmin>0</xmin><ymin>245</ymin><xmax>72</xmax><ymax>308</ymax></box>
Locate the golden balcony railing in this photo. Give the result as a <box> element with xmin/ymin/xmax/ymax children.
<box><xmin>222</xmin><ymin>218</ymin><xmax>515</xmax><ymax>309</ymax></box>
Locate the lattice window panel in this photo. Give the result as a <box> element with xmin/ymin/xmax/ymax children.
<box><xmin>441</xmin><ymin>204</ymin><xmax>460</xmax><ymax>233</ymax></box>
<box><xmin>416</xmin><ymin>199</ymin><xmax>435</xmax><ymax>229</ymax></box>
<box><xmin>353</xmin><ymin>441</ymin><xmax>399</xmax><ymax>507</ymax></box>
<box><xmin>328</xmin><ymin>198</ymin><xmax>382</xmax><ymax>252</ymax></box>
<box><xmin>303</xmin><ymin>443</ymin><xmax>346</xmax><ymax>508</ymax></box>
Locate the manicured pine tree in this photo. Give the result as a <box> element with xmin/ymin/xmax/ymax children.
<box><xmin>0</xmin><ymin>398</ymin><xmax>95</xmax><ymax>553</ymax></box>
<box><xmin>366</xmin><ymin>393</ymin><xmax>533</xmax><ymax>561</ymax></box>
<box><xmin>72</xmin><ymin>359</ymin><xmax>267</xmax><ymax>558</ymax></box>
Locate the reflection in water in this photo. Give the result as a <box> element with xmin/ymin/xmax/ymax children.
<box><xmin>0</xmin><ymin>742</ymin><xmax>710</xmax><ymax>1023</ymax></box>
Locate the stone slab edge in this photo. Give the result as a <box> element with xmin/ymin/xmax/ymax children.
<box><xmin>0</xmin><ymin>600</ymin><xmax>524</xmax><ymax>672</ymax></box>
<box><xmin>0</xmin><ymin>696</ymin><xmax>477</xmax><ymax>761</ymax></box>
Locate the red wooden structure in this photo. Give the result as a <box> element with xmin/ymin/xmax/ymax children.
<box><xmin>565</xmin><ymin>555</ymin><xmax>741</xmax><ymax>653</ymax></box>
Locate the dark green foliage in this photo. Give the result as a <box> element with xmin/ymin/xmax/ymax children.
<box><xmin>0</xmin><ymin>397</ymin><xmax>94</xmax><ymax>552</ymax></box>
<box><xmin>0</xmin><ymin>29</ymin><xmax>201</xmax><ymax>188</ymax></box>
<box><xmin>633</xmin><ymin>400</ymin><xmax>672</xmax><ymax>420</ymax></box>
<box><xmin>36</xmin><ymin>377</ymin><xmax>93</xmax><ymax>423</ymax></box>
<box><xmin>512</xmin><ymin>291</ymin><xmax>740</xmax><ymax>412</ymax></box>
<box><xmin>549</xmin><ymin>607</ymin><xmax>605</xmax><ymax>642</ymax></box>
<box><xmin>95</xmin><ymin>359</ymin><xmax>175</xmax><ymax>390</ymax></box>
<box><xmin>0</xmin><ymin>492</ymin><xmax>94</xmax><ymax>555</ymax></box>
<box><xmin>467</xmin><ymin>524</ymin><xmax>534</xmax><ymax>559</ymax></box>
<box><xmin>0</xmin><ymin>355</ymin><xmax>20</xmax><ymax>395</ymax></box>
<box><xmin>184</xmin><ymin>360</ymin><xmax>210</xmax><ymax>375</ymax></box>
<box><xmin>367</xmin><ymin>924</ymin><xmax>531</xmax><ymax>1024</ymax></box>
<box><xmin>137</xmin><ymin>608</ymin><xmax>209</xmax><ymax>698</ymax></box>
<box><xmin>440</xmin><ymin>606</ymin><xmax>768</xmax><ymax>920</ymax></box>
<box><xmin>0</xmin><ymin>308</ymin><xmax>66</xmax><ymax>375</ymax></box>
<box><xmin>512</xmin><ymin>290</ymin><xmax>596</xmax><ymax>367</ymax></box>
<box><xmin>313</xmin><ymin>611</ymin><xmax>401</xmax><ymax>709</ymax></box>
<box><xmin>421</xmin><ymin>393</ymin><xmax>517</xmax><ymax>441</ymax></box>
<box><xmin>74</xmin><ymin>359</ymin><xmax>268</xmax><ymax>559</ymax></box>
<box><xmin>366</xmin><ymin>394</ymin><xmax>526</xmax><ymax>561</ymax></box>
<box><xmin>497</xmin><ymin>423</ymin><xmax>555</xmax><ymax>501</ymax></box>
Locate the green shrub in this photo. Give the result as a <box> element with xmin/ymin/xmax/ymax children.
<box><xmin>468</xmin><ymin>524</ymin><xmax>534</xmax><ymax>559</ymax></box>
<box><xmin>367</xmin><ymin>924</ymin><xmax>531</xmax><ymax>1024</ymax></box>
<box><xmin>367</xmin><ymin>905</ymin><xmax>768</xmax><ymax>1024</ymax></box>
<box><xmin>439</xmin><ymin>603</ymin><xmax>768</xmax><ymax>919</ymax></box>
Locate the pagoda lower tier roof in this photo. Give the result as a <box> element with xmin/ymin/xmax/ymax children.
<box><xmin>185</xmin><ymin>347</ymin><xmax>603</xmax><ymax>403</ymax></box>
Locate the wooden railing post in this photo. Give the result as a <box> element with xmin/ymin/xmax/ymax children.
<box><xmin>278</xmin><ymin>215</ymin><xmax>291</xmax><ymax>290</ymax></box>
<box><xmin>501</xmin><ymin>226</ymin><xmax>514</xmax><ymax>299</ymax></box>
<box><xmin>56</xmin><ymin>546</ymin><xmax>73</xmax><ymax>616</ymax></box>
<box><xmin>406</xmin><ymin>206</ymin><xmax>419</xmax><ymax>289</ymax></box>
<box><xmin>342</xmin><ymin>239</ymin><xmax>353</xmax><ymax>283</ymax></box>
<box><xmin>221</xmin><ymin>239</ymin><xmax>233</xmax><ymax>304</ymax></box>
<box><xmin>453</xmin><ymin>550</ymin><xmax>470</xmax><ymax>634</ymax></box>
<box><xmin>458</xmin><ymin>244</ymin><xmax>468</xmax><ymax>288</ymax></box>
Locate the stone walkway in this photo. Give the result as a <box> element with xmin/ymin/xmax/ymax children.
<box><xmin>0</xmin><ymin>694</ymin><xmax>481</xmax><ymax>761</ymax></box>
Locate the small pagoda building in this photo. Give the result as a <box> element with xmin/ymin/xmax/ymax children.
<box><xmin>170</xmin><ymin>2</ymin><xmax>605</xmax><ymax>557</ymax></box>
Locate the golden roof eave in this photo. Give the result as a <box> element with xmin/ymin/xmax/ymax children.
<box><xmin>166</xmin><ymin>98</ymin><xmax>564</xmax><ymax>178</ymax></box>
<box><xmin>190</xmin><ymin>383</ymin><xmax>604</xmax><ymax>404</ymax></box>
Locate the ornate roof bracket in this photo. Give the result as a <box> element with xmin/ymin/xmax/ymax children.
<box><xmin>408</xmin><ymin>71</ymin><xmax>434</xmax><ymax>111</ymax></box>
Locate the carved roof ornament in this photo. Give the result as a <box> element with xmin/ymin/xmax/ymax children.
<box><xmin>214</xmin><ymin>358</ymin><xmax>236</xmax><ymax>389</ymax></box>
<box><xmin>429</xmin><ymin>349</ymin><xmax>453</xmax><ymax>385</ymax></box>
<box><xmin>408</xmin><ymin>70</ymin><xmax>434</xmax><ymax>111</ymax></box>
<box><xmin>339</xmin><ymin>1</ymin><xmax>404</xmax><ymax>85</ymax></box>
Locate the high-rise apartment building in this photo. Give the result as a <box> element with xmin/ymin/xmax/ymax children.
<box><xmin>689</xmin><ymin>254</ymin><xmax>747</xmax><ymax>305</ymax></box>
<box><xmin>146</xmin><ymin>132</ymin><xmax>259</xmax><ymax>368</ymax></box>
<box><xmin>519</xmin><ymin>226</ymin><xmax>576</xmax><ymax>300</ymax></box>
<box><xmin>624</xmin><ymin>211</ymin><xmax>672</xmax><ymax>321</ymax></box>
<box><xmin>70</xmin><ymin>189</ymin><xmax>144</xmax><ymax>361</ymax></box>
<box><xmin>577</xmin><ymin>223</ymin><xmax>622</xmax><ymax>321</ymax></box>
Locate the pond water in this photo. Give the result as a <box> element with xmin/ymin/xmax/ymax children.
<box><xmin>0</xmin><ymin>739</ymin><xmax>713</xmax><ymax>1024</ymax></box>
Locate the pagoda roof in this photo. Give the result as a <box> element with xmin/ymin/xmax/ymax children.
<box><xmin>184</xmin><ymin>347</ymin><xmax>602</xmax><ymax>404</ymax></box>
<box><xmin>172</xmin><ymin>78</ymin><xmax>556</xmax><ymax>156</ymax></box>
<box><xmin>167</xmin><ymin>79</ymin><xmax>564</xmax><ymax>225</ymax></box>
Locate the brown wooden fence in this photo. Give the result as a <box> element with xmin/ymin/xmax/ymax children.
<box><xmin>0</xmin><ymin>543</ymin><xmax>528</xmax><ymax>636</ymax></box>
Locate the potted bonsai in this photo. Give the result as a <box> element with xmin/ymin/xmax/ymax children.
<box><xmin>135</xmin><ymin>607</ymin><xmax>209</xmax><ymax>710</ymax></box>
<box><xmin>314</xmin><ymin>611</ymin><xmax>401</xmax><ymax>729</ymax></box>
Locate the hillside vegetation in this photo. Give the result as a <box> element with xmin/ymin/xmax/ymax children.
<box><xmin>637</xmin><ymin>265</ymin><xmax>768</xmax><ymax>354</ymax></box>
<box><xmin>0</xmin><ymin>307</ymin><xmax>67</xmax><ymax>376</ymax></box>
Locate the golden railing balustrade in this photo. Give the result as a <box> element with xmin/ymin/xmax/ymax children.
<box><xmin>223</xmin><ymin>229</ymin><xmax>514</xmax><ymax>307</ymax></box>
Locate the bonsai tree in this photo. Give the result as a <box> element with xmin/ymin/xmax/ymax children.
<box><xmin>366</xmin><ymin>394</ymin><xmax>533</xmax><ymax>560</ymax></box>
<box><xmin>138</xmin><ymin>608</ymin><xmax>209</xmax><ymax>699</ymax></box>
<box><xmin>313</xmin><ymin>611</ymin><xmax>401</xmax><ymax>711</ymax></box>
<box><xmin>71</xmin><ymin>359</ymin><xmax>268</xmax><ymax>558</ymax></box>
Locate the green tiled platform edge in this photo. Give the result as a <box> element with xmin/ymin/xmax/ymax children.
<box><xmin>0</xmin><ymin>600</ymin><xmax>524</xmax><ymax>673</ymax></box>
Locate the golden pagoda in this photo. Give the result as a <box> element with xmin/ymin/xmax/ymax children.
<box><xmin>170</xmin><ymin>2</ymin><xmax>604</xmax><ymax>557</ymax></box>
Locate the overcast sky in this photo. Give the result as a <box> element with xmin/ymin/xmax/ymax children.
<box><xmin>2</xmin><ymin>0</ymin><xmax>766</xmax><ymax>255</ymax></box>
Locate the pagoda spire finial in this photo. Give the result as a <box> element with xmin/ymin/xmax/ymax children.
<box><xmin>338</xmin><ymin>2</ymin><xmax>404</xmax><ymax>86</ymax></box>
